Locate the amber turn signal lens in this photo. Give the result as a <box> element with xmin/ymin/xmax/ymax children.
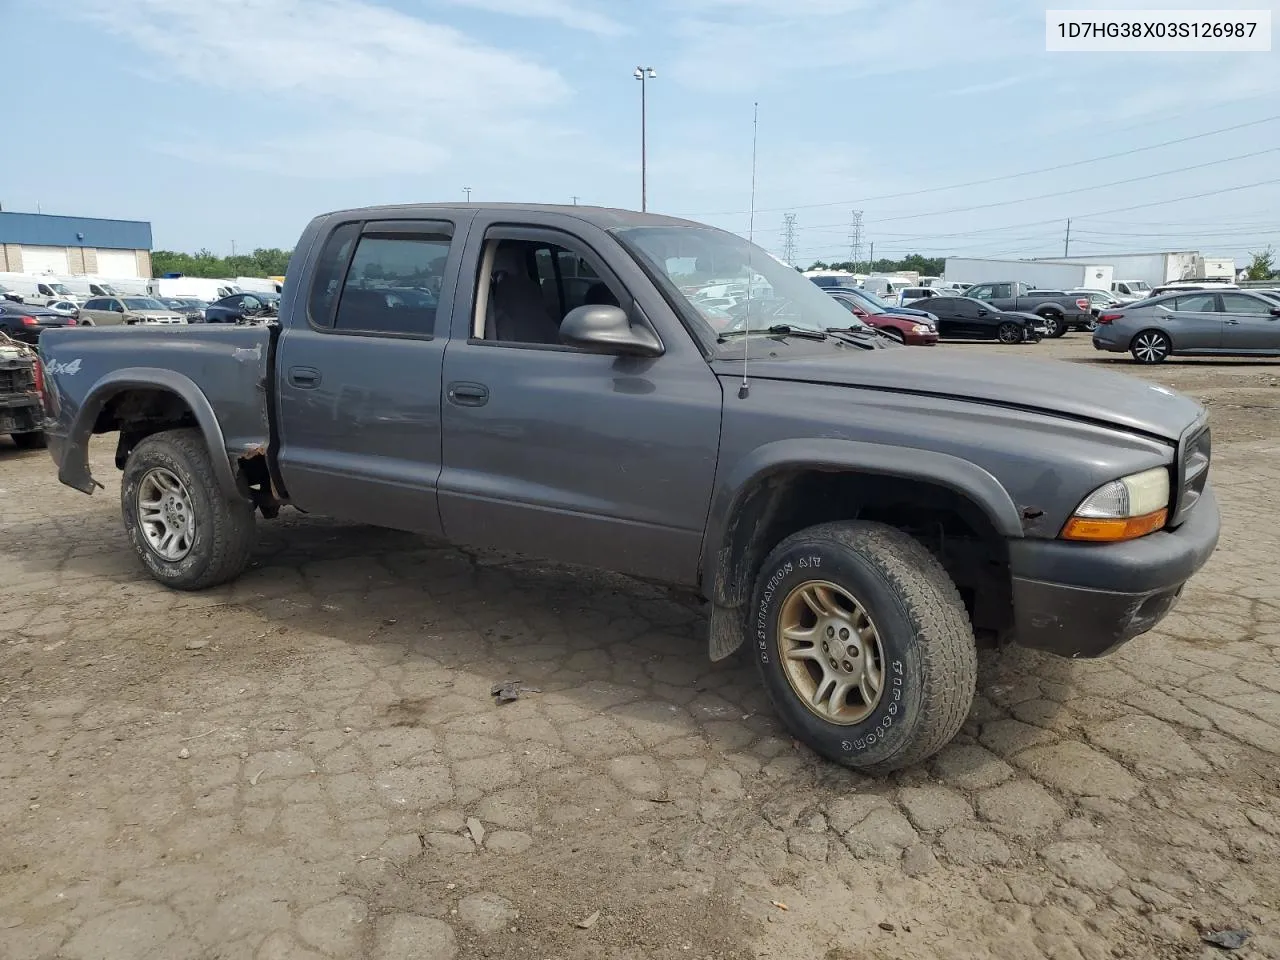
<box><xmin>1061</xmin><ymin>508</ymin><xmax>1168</xmax><ymax>542</ymax></box>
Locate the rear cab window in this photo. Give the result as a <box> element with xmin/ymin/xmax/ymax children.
<box><xmin>307</xmin><ymin>220</ymin><xmax>453</xmax><ymax>337</ymax></box>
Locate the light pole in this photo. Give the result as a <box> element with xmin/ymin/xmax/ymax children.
<box><xmin>634</xmin><ymin>66</ymin><xmax>656</xmax><ymax>211</ymax></box>
<box><xmin>463</xmin><ymin>187</ymin><xmax>472</xmax><ymax>203</ymax></box>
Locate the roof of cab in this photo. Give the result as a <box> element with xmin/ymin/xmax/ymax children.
<box><xmin>316</xmin><ymin>203</ymin><xmax>707</xmax><ymax>230</ymax></box>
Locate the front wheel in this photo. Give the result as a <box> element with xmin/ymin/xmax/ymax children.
<box><xmin>997</xmin><ymin>321</ymin><xmax>1023</xmax><ymax>344</ymax></box>
<box><xmin>881</xmin><ymin>328</ymin><xmax>906</xmax><ymax>344</ymax></box>
<box><xmin>1130</xmin><ymin>329</ymin><xmax>1171</xmax><ymax>364</ymax></box>
<box><xmin>120</xmin><ymin>428</ymin><xmax>256</xmax><ymax>590</ymax></box>
<box><xmin>750</xmin><ymin>521</ymin><xmax>977</xmax><ymax>774</ymax></box>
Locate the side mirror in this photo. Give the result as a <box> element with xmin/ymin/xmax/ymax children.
<box><xmin>1271</xmin><ymin>307</ymin><xmax>1280</xmax><ymax>317</ymax></box>
<box><xmin>560</xmin><ymin>304</ymin><xmax>663</xmax><ymax>357</ymax></box>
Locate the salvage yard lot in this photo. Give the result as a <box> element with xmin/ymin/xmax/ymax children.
<box><xmin>2</xmin><ymin>337</ymin><xmax>1279</xmax><ymax>960</ymax></box>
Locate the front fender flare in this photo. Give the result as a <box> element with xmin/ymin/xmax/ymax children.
<box><xmin>703</xmin><ymin>438</ymin><xmax>1024</xmax><ymax>610</ymax></box>
<box><xmin>59</xmin><ymin>367</ymin><xmax>240</xmax><ymax>498</ymax></box>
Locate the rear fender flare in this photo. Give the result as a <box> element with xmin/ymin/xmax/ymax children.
<box><xmin>62</xmin><ymin>367</ymin><xmax>239</xmax><ymax>498</ymax></box>
<box><xmin>703</xmin><ymin>438</ymin><xmax>1024</xmax><ymax>609</ymax></box>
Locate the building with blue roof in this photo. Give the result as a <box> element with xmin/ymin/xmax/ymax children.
<box><xmin>0</xmin><ymin>211</ymin><xmax>154</xmax><ymax>278</ymax></box>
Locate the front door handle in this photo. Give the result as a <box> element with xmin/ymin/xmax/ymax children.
<box><xmin>447</xmin><ymin>381</ymin><xmax>489</xmax><ymax>407</ymax></box>
<box><xmin>1225</xmin><ymin>318</ymin><xmax>1239</xmax><ymax>325</ymax></box>
<box><xmin>288</xmin><ymin>366</ymin><xmax>321</xmax><ymax>388</ymax></box>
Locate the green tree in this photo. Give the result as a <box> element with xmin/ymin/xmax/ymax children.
<box><xmin>1246</xmin><ymin>245</ymin><xmax>1275</xmax><ymax>281</ymax></box>
<box><xmin>151</xmin><ymin>248</ymin><xmax>292</xmax><ymax>279</ymax></box>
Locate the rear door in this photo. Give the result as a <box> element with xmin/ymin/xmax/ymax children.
<box><xmin>435</xmin><ymin>216</ymin><xmax>723</xmax><ymax>584</ymax></box>
<box><xmin>1163</xmin><ymin>293</ymin><xmax>1221</xmax><ymax>349</ymax></box>
<box><xmin>274</xmin><ymin>216</ymin><xmax>462</xmax><ymax>534</ymax></box>
<box><xmin>1218</xmin><ymin>292</ymin><xmax>1280</xmax><ymax>349</ymax></box>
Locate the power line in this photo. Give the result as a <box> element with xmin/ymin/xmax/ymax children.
<box><xmin>692</xmin><ymin>114</ymin><xmax>1280</xmax><ymax>217</ymax></box>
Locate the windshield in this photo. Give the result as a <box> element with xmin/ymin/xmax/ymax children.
<box><xmin>618</xmin><ymin>225</ymin><xmax>859</xmax><ymax>337</ymax></box>
<box><xmin>49</xmin><ymin>283</ymin><xmax>72</xmax><ymax>295</ymax></box>
<box><xmin>124</xmin><ymin>297</ymin><xmax>168</xmax><ymax>311</ymax></box>
<box><xmin>98</xmin><ymin>284</ymin><xmax>119</xmax><ymax>295</ymax></box>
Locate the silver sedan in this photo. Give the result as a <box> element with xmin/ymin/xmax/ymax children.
<box><xmin>1091</xmin><ymin>289</ymin><xmax>1280</xmax><ymax>364</ymax></box>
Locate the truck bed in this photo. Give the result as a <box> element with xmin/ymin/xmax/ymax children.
<box><xmin>39</xmin><ymin>323</ymin><xmax>275</xmax><ymax>494</ymax></box>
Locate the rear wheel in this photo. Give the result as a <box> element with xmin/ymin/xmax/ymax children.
<box><xmin>1130</xmin><ymin>329</ymin><xmax>1171</xmax><ymax>364</ymax></box>
<box><xmin>750</xmin><ymin>521</ymin><xmax>977</xmax><ymax>773</ymax></box>
<box><xmin>997</xmin><ymin>321</ymin><xmax>1023</xmax><ymax>344</ymax></box>
<box><xmin>120</xmin><ymin>428</ymin><xmax>256</xmax><ymax>589</ymax></box>
<box><xmin>10</xmin><ymin>431</ymin><xmax>45</xmax><ymax>449</ymax></box>
<box><xmin>1039</xmin><ymin>312</ymin><xmax>1067</xmax><ymax>338</ymax></box>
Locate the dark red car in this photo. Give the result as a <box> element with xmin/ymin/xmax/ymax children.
<box><xmin>825</xmin><ymin>290</ymin><xmax>938</xmax><ymax>345</ymax></box>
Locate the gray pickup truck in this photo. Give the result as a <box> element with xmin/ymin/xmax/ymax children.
<box><xmin>36</xmin><ymin>204</ymin><xmax>1219</xmax><ymax>773</ymax></box>
<box><xmin>964</xmin><ymin>281</ymin><xmax>1096</xmax><ymax>337</ymax></box>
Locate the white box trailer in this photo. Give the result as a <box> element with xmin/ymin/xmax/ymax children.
<box><xmin>234</xmin><ymin>276</ymin><xmax>283</xmax><ymax>294</ymax></box>
<box><xmin>1031</xmin><ymin>252</ymin><xmax>1205</xmax><ymax>289</ymax></box>
<box><xmin>943</xmin><ymin>258</ymin><xmax>1112</xmax><ymax>291</ymax></box>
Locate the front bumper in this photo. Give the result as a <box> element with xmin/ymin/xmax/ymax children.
<box><xmin>0</xmin><ymin>395</ymin><xmax>41</xmax><ymax>435</ymax></box>
<box><xmin>1007</xmin><ymin>484</ymin><xmax>1220</xmax><ymax>658</ymax></box>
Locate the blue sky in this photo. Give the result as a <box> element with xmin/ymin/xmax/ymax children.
<box><xmin>4</xmin><ymin>0</ymin><xmax>1279</xmax><ymax>266</ymax></box>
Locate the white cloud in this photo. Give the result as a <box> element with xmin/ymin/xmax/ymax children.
<box><xmin>433</xmin><ymin>0</ymin><xmax>627</xmax><ymax>36</ymax></box>
<box><xmin>64</xmin><ymin>0</ymin><xmax>572</xmax><ymax>176</ymax></box>
<box><xmin>946</xmin><ymin>73</ymin><xmax>1037</xmax><ymax>97</ymax></box>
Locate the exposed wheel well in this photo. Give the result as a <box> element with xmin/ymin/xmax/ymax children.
<box><xmin>714</xmin><ymin>469</ymin><xmax>1013</xmax><ymax>642</ymax></box>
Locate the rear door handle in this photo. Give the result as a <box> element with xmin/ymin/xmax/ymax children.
<box><xmin>447</xmin><ymin>381</ymin><xmax>489</xmax><ymax>407</ymax></box>
<box><xmin>288</xmin><ymin>366</ymin><xmax>321</xmax><ymax>388</ymax></box>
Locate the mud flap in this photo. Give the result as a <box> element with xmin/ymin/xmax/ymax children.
<box><xmin>708</xmin><ymin>603</ymin><xmax>745</xmax><ymax>661</ymax></box>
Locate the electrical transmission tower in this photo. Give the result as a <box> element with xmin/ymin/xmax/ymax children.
<box><xmin>781</xmin><ymin>213</ymin><xmax>798</xmax><ymax>265</ymax></box>
<box><xmin>848</xmin><ymin>210</ymin><xmax>864</xmax><ymax>269</ymax></box>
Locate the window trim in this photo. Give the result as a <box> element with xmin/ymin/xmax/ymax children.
<box><xmin>309</xmin><ymin>219</ymin><xmax>455</xmax><ymax>340</ymax></box>
<box><xmin>469</xmin><ymin>225</ymin><xmax>632</xmax><ymax>351</ymax></box>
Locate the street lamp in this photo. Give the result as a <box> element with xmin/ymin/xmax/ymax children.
<box><xmin>634</xmin><ymin>66</ymin><xmax>656</xmax><ymax>212</ymax></box>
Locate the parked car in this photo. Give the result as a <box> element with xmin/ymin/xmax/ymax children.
<box><xmin>808</xmin><ymin>275</ymin><xmax>860</xmax><ymax>290</ymax></box>
<box><xmin>825</xmin><ymin>290</ymin><xmax>939</xmax><ymax>345</ymax></box>
<box><xmin>922</xmin><ymin>297</ymin><xmax>1044</xmax><ymax>344</ymax></box>
<box><xmin>39</xmin><ymin>202</ymin><xmax>1219</xmax><ymax>774</ymax></box>
<box><xmin>1069</xmin><ymin>289</ymin><xmax>1123</xmax><ymax>323</ymax></box>
<box><xmin>0</xmin><ymin>302</ymin><xmax>77</xmax><ymax>345</ymax></box>
<box><xmin>963</xmin><ymin>281</ymin><xmax>1093</xmax><ymax>337</ymax></box>
<box><xmin>79</xmin><ymin>297</ymin><xmax>187</xmax><ymax>327</ymax></box>
<box><xmin>0</xmin><ymin>333</ymin><xmax>45</xmax><ymax>448</ymax></box>
<box><xmin>45</xmin><ymin>300</ymin><xmax>82</xmax><ymax>320</ymax></box>
<box><xmin>158</xmin><ymin>297</ymin><xmax>209</xmax><ymax>323</ymax></box>
<box><xmin>1092</xmin><ymin>288</ymin><xmax>1280</xmax><ymax>363</ymax></box>
<box><xmin>837</xmin><ymin>285</ymin><xmax>938</xmax><ymax>321</ymax></box>
<box><xmin>204</xmin><ymin>292</ymin><xmax>280</xmax><ymax>323</ymax></box>
<box><xmin>0</xmin><ymin>283</ymin><xmax>23</xmax><ymax>303</ymax></box>
<box><xmin>896</xmin><ymin>287</ymin><xmax>943</xmax><ymax>307</ymax></box>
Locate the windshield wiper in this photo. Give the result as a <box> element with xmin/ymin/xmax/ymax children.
<box><xmin>719</xmin><ymin>324</ymin><xmax>828</xmax><ymax>342</ymax></box>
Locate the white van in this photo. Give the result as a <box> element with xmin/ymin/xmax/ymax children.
<box><xmin>0</xmin><ymin>273</ymin><xmax>80</xmax><ymax>306</ymax></box>
<box><xmin>150</xmin><ymin>277</ymin><xmax>242</xmax><ymax>301</ymax></box>
<box><xmin>235</xmin><ymin>276</ymin><xmax>284</xmax><ymax>295</ymax></box>
<box><xmin>862</xmin><ymin>276</ymin><xmax>913</xmax><ymax>300</ymax></box>
<box><xmin>58</xmin><ymin>276</ymin><xmax>127</xmax><ymax>299</ymax></box>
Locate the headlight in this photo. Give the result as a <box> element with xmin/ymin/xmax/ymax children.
<box><xmin>912</xmin><ymin>324</ymin><xmax>932</xmax><ymax>334</ymax></box>
<box><xmin>1061</xmin><ymin>467</ymin><xmax>1170</xmax><ymax>542</ymax></box>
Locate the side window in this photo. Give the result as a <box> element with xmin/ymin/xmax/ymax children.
<box><xmin>107</xmin><ymin>299</ymin><xmax>123</xmax><ymax>312</ymax></box>
<box><xmin>84</xmin><ymin>298</ymin><xmax>103</xmax><ymax>311</ymax></box>
<box><xmin>1174</xmin><ymin>293</ymin><xmax>1218</xmax><ymax>312</ymax></box>
<box><xmin>1219</xmin><ymin>293</ymin><xmax>1272</xmax><ymax>316</ymax></box>
<box><xmin>333</xmin><ymin>234</ymin><xmax>449</xmax><ymax>336</ymax></box>
<box><xmin>989</xmin><ymin>283</ymin><xmax>1012</xmax><ymax>299</ymax></box>
<box><xmin>308</xmin><ymin>222</ymin><xmax>360</xmax><ymax>327</ymax></box>
<box><xmin>478</xmin><ymin>236</ymin><xmax>624</xmax><ymax>346</ymax></box>
<box><xmin>967</xmin><ymin>285</ymin><xmax>991</xmax><ymax>301</ymax></box>
<box><xmin>834</xmin><ymin>297</ymin><xmax>857</xmax><ymax>314</ymax></box>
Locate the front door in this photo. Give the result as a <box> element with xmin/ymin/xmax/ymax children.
<box><xmin>274</xmin><ymin>217</ymin><xmax>461</xmax><ymax>535</ymax></box>
<box><xmin>1219</xmin><ymin>292</ymin><xmax>1280</xmax><ymax>349</ymax></box>
<box><xmin>1164</xmin><ymin>292</ymin><xmax>1222</xmax><ymax>349</ymax></box>
<box><xmin>437</xmin><ymin>220</ymin><xmax>723</xmax><ymax>585</ymax></box>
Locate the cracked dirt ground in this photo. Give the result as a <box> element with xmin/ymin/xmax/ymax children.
<box><xmin>2</xmin><ymin>338</ymin><xmax>1279</xmax><ymax>960</ymax></box>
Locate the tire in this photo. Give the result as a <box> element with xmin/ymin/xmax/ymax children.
<box><xmin>1082</xmin><ymin>317</ymin><xmax>1098</xmax><ymax>332</ymax></box>
<box><xmin>749</xmin><ymin>521</ymin><xmax>977</xmax><ymax>774</ymax></box>
<box><xmin>882</xmin><ymin>328</ymin><xmax>906</xmax><ymax>344</ymax></box>
<box><xmin>120</xmin><ymin>428</ymin><xmax>256</xmax><ymax>590</ymax></box>
<box><xmin>1130</xmin><ymin>329</ymin><xmax>1171</xmax><ymax>364</ymax></box>
<box><xmin>11</xmin><ymin>431</ymin><xmax>45</xmax><ymax>449</ymax></box>
<box><xmin>996</xmin><ymin>321</ymin><xmax>1023</xmax><ymax>344</ymax></box>
<box><xmin>1039</xmin><ymin>312</ymin><xmax>1067</xmax><ymax>338</ymax></box>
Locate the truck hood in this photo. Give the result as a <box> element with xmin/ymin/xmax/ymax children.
<box><xmin>711</xmin><ymin>349</ymin><xmax>1202</xmax><ymax>442</ymax></box>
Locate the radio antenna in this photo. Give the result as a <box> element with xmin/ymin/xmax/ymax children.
<box><xmin>739</xmin><ymin>101</ymin><xmax>759</xmax><ymax>400</ymax></box>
